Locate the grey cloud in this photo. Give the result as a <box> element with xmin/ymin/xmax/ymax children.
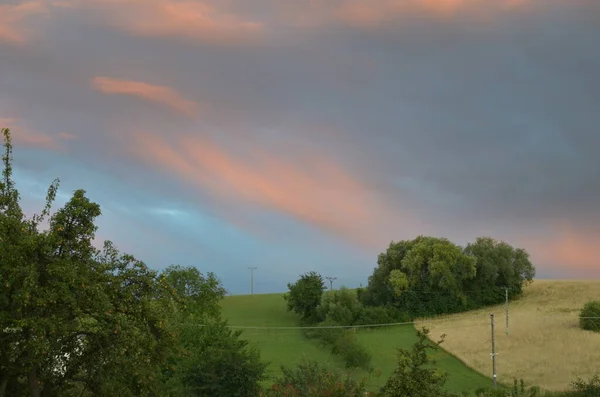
<box><xmin>2</xmin><ymin>0</ymin><xmax>600</xmax><ymax>287</ymax></box>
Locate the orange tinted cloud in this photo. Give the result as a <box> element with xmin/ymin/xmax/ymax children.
<box><xmin>129</xmin><ymin>132</ymin><xmax>419</xmax><ymax>248</ymax></box>
<box><xmin>523</xmin><ymin>224</ymin><xmax>600</xmax><ymax>272</ymax></box>
<box><xmin>0</xmin><ymin>118</ymin><xmax>63</xmax><ymax>150</ymax></box>
<box><xmin>0</xmin><ymin>1</ymin><xmax>47</xmax><ymax>44</ymax></box>
<box><xmin>53</xmin><ymin>0</ymin><xmax>263</xmax><ymax>44</ymax></box>
<box><xmin>91</xmin><ymin>77</ymin><xmax>199</xmax><ymax>117</ymax></box>
<box><xmin>336</xmin><ymin>0</ymin><xmax>532</xmax><ymax>26</ymax></box>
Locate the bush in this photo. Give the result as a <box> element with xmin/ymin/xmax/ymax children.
<box><xmin>378</xmin><ymin>327</ymin><xmax>461</xmax><ymax>397</ymax></box>
<box><xmin>579</xmin><ymin>301</ymin><xmax>600</xmax><ymax>332</ymax></box>
<box><xmin>316</xmin><ymin>287</ymin><xmax>363</xmax><ymax>325</ymax></box>
<box><xmin>262</xmin><ymin>360</ymin><xmax>367</xmax><ymax>397</ymax></box>
<box><xmin>303</xmin><ymin>321</ymin><xmax>372</xmax><ymax>371</ymax></box>
<box><xmin>570</xmin><ymin>373</ymin><xmax>600</xmax><ymax>397</ymax></box>
<box><xmin>475</xmin><ymin>378</ymin><xmax>540</xmax><ymax>397</ymax></box>
<box><xmin>284</xmin><ymin>272</ymin><xmax>326</xmax><ymax>323</ymax></box>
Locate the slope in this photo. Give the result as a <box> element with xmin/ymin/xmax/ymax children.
<box><xmin>418</xmin><ymin>280</ymin><xmax>600</xmax><ymax>391</ymax></box>
<box><xmin>220</xmin><ymin>292</ymin><xmax>494</xmax><ymax>394</ymax></box>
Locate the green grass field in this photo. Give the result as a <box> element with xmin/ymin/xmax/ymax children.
<box><xmin>220</xmin><ymin>292</ymin><xmax>494</xmax><ymax>394</ymax></box>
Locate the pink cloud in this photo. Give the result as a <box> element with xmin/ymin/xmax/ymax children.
<box><xmin>52</xmin><ymin>0</ymin><xmax>263</xmax><ymax>44</ymax></box>
<box><xmin>126</xmin><ymin>131</ymin><xmax>425</xmax><ymax>249</ymax></box>
<box><xmin>336</xmin><ymin>0</ymin><xmax>535</xmax><ymax>26</ymax></box>
<box><xmin>522</xmin><ymin>222</ymin><xmax>600</xmax><ymax>274</ymax></box>
<box><xmin>0</xmin><ymin>118</ymin><xmax>66</xmax><ymax>151</ymax></box>
<box><xmin>90</xmin><ymin>77</ymin><xmax>199</xmax><ymax>118</ymax></box>
<box><xmin>0</xmin><ymin>1</ymin><xmax>48</xmax><ymax>44</ymax></box>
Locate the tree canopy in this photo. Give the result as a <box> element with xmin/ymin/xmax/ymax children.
<box><xmin>0</xmin><ymin>127</ymin><xmax>266</xmax><ymax>397</ymax></box>
<box><xmin>360</xmin><ymin>235</ymin><xmax>536</xmax><ymax>318</ymax></box>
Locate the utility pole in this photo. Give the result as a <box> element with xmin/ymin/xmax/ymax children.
<box><xmin>325</xmin><ymin>276</ymin><xmax>337</xmax><ymax>291</ymax></box>
<box><xmin>505</xmin><ymin>287</ymin><xmax>509</xmax><ymax>336</ymax></box>
<box><xmin>248</xmin><ymin>267</ymin><xmax>257</xmax><ymax>295</ymax></box>
<box><xmin>490</xmin><ymin>313</ymin><xmax>497</xmax><ymax>388</ymax></box>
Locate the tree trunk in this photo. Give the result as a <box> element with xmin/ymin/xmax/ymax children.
<box><xmin>28</xmin><ymin>367</ymin><xmax>41</xmax><ymax>397</ymax></box>
<box><xmin>0</xmin><ymin>375</ymin><xmax>8</xmax><ymax>397</ymax></box>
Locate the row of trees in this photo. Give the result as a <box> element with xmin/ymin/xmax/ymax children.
<box><xmin>283</xmin><ymin>228</ymin><xmax>537</xmax><ymax>375</ymax></box>
<box><xmin>285</xmin><ymin>236</ymin><xmax>536</xmax><ymax>331</ymax></box>
<box><xmin>1</xmin><ymin>128</ymin><xmax>266</xmax><ymax>396</ymax></box>
<box><xmin>360</xmin><ymin>235</ymin><xmax>536</xmax><ymax>318</ymax></box>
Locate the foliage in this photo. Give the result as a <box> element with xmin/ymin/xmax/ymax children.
<box><xmin>0</xmin><ymin>128</ymin><xmax>267</xmax><ymax>397</ymax></box>
<box><xmin>360</xmin><ymin>239</ymin><xmax>417</xmax><ymax>308</ymax></box>
<box><xmin>261</xmin><ymin>360</ymin><xmax>366</xmax><ymax>397</ymax></box>
<box><xmin>302</xmin><ymin>322</ymin><xmax>372</xmax><ymax>371</ymax></box>
<box><xmin>360</xmin><ymin>235</ymin><xmax>536</xmax><ymax>318</ymax></box>
<box><xmin>168</xmin><ymin>320</ymin><xmax>267</xmax><ymax>397</ymax></box>
<box><xmin>475</xmin><ymin>378</ymin><xmax>539</xmax><ymax>397</ymax></box>
<box><xmin>284</xmin><ymin>272</ymin><xmax>325</xmax><ymax>323</ymax></box>
<box><xmin>378</xmin><ymin>327</ymin><xmax>461</xmax><ymax>397</ymax></box>
<box><xmin>316</xmin><ymin>287</ymin><xmax>363</xmax><ymax>325</ymax></box>
<box><xmin>159</xmin><ymin>264</ymin><xmax>225</xmax><ymax>320</ymax></box>
<box><xmin>578</xmin><ymin>301</ymin><xmax>600</xmax><ymax>332</ymax></box>
<box><xmin>569</xmin><ymin>373</ymin><xmax>600</xmax><ymax>396</ymax></box>
<box><xmin>463</xmin><ymin>237</ymin><xmax>535</xmax><ymax>305</ymax></box>
<box><xmin>1</xmin><ymin>128</ymin><xmax>180</xmax><ymax>396</ymax></box>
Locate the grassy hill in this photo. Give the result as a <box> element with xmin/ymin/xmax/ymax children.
<box><xmin>220</xmin><ymin>292</ymin><xmax>493</xmax><ymax>394</ymax></box>
<box><xmin>418</xmin><ymin>280</ymin><xmax>600</xmax><ymax>391</ymax></box>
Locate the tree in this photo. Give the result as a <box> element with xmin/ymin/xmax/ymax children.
<box><xmin>160</xmin><ymin>265</ymin><xmax>226</xmax><ymax>320</ymax></box>
<box><xmin>0</xmin><ymin>127</ymin><xmax>178</xmax><ymax>396</ymax></box>
<box><xmin>379</xmin><ymin>327</ymin><xmax>460</xmax><ymax>397</ymax></box>
<box><xmin>158</xmin><ymin>265</ymin><xmax>267</xmax><ymax>397</ymax></box>
<box><xmin>315</xmin><ymin>287</ymin><xmax>363</xmax><ymax>325</ymax></box>
<box><xmin>359</xmin><ymin>239</ymin><xmax>416</xmax><ymax>308</ymax></box>
<box><xmin>284</xmin><ymin>272</ymin><xmax>325</xmax><ymax>323</ymax></box>
<box><xmin>463</xmin><ymin>237</ymin><xmax>536</xmax><ymax>304</ymax></box>
<box><xmin>373</xmin><ymin>236</ymin><xmax>477</xmax><ymax>316</ymax></box>
<box><xmin>172</xmin><ymin>321</ymin><xmax>267</xmax><ymax>397</ymax></box>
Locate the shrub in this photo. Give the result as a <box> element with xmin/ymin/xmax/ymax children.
<box><xmin>316</xmin><ymin>287</ymin><xmax>363</xmax><ymax>325</ymax></box>
<box><xmin>284</xmin><ymin>272</ymin><xmax>326</xmax><ymax>323</ymax></box>
<box><xmin>303</xmin><ymin>321</ymin><xmax>372</xmax><ymax>371</ymax></box>
<box><xmin>579</xmin><ymin>301</ymin><xmax>600</xmax><ymax>332</ymax></box>
<box><xmin>330</xmin><ymin>331</ymin><xmax>372</xmax><ymax>370</ymax></box>
<box><xmin>262</xmin><ymin>360</ymin><xmax>367</xmax><ymax>397</ymax></box>
<box><xmin>570</xmin><ymin>373</ymin><xmax>600</xmax><ymax>397</ymax></box>
<box><xmin>378</xmin><ymin>327</ymin><xmax>461</xmax><ymax>397</ymax></box>
<box><xmin>475</xmin><ymin>378</ymin><xmax>540</xmax><ymax>397</ymax></box>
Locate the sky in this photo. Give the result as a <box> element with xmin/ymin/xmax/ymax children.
<box><xmin>1</xmin><ymin>0</ymin><xmax>599</xmax><ymax>294</ymax></box>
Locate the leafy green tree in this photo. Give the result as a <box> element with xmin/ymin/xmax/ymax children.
<box><xmin>378</xmin><ymin>327</ymin><xmax>460</xmax><ymax>397</ymax></box>
<box><xmin>158</xmin><ymin>265</ymin><xmax>267</xmax><ymax>397</ymax></box>
<box><xmin>360</xmin><ymin>239</ymin><xmax>417</xmax><ymax>308</ymax></box>
<box><xmin>160</xmin><ymin>264</ymin><xmax>225</xmax><ymax>320</ymax></box>
<box><xmin>171</xmin><ymin>321</ymin><xmax>267</xmax><ymax>397</ymax></box>
<box><xmin>382</xmin><ymin>236</ymin><xmax>477</xmax><ymax>316</ymax></box>
<box><xmin>0</xmin><ymin>128</ymin><xmax>177</xmax><ymax>396</ymax></box>
<box><xmin>284</xmin><ymin>272</ymin><xmax>325</xmax><ymax>323</ymax></box>
<box><xmin>463</xmin><ymin>237</ymin><xmax>536</xmax><ymax>305</ymax></box>
<box><xmin>316</xmin><ymin>287</ymin><xmax>363</xmax><ymax>325</ymax></box>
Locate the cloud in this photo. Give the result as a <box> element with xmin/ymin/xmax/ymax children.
<box><xmin>0</xmin><ymin>118</ymin><xmax>64</xmax><ymax>151</ymax></box>
<box><xmin>52</xmin><ymin>0</ymin><xmax>263</xmax><ymax>44</ymax></box>
<box><xmin>524</xmin><ymin>223</ymin><xmax>600</xmax><ymax>274</ymax></box>
<box><xmin>90</xmin><ymin>77</ymin><xmax>199</xmax><ymax>118</ymax></box>
<box><xmin>0</xmin><ymin>1</ymin><xmax>48</xmax><ymax>44</ymax></box>
<box><xmin>127</xmin><ymin>131</ymin><xmax>425</xmax><ymax>249</ymax></box>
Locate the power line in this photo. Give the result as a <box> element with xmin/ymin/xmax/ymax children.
<box><xmin>192</xmin><ymin>315</ymin><xmax>600</xmax><ymax>330</ymax></box>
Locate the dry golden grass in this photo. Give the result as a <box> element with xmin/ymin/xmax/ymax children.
<box><xmin>416</xmin><ymin>280</ymin><xmax>600</xmax><ymax>391</ymax></box>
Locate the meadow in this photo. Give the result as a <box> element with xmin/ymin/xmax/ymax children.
<box><xmin>418</xmin><ymin>280</ymin><xmax>600</xmax><ymax>391</ymax></box>
<box><xmin>220</xmin><ymin>292</ymin><xmax>494</xmax><ymax>394</ymax></box>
